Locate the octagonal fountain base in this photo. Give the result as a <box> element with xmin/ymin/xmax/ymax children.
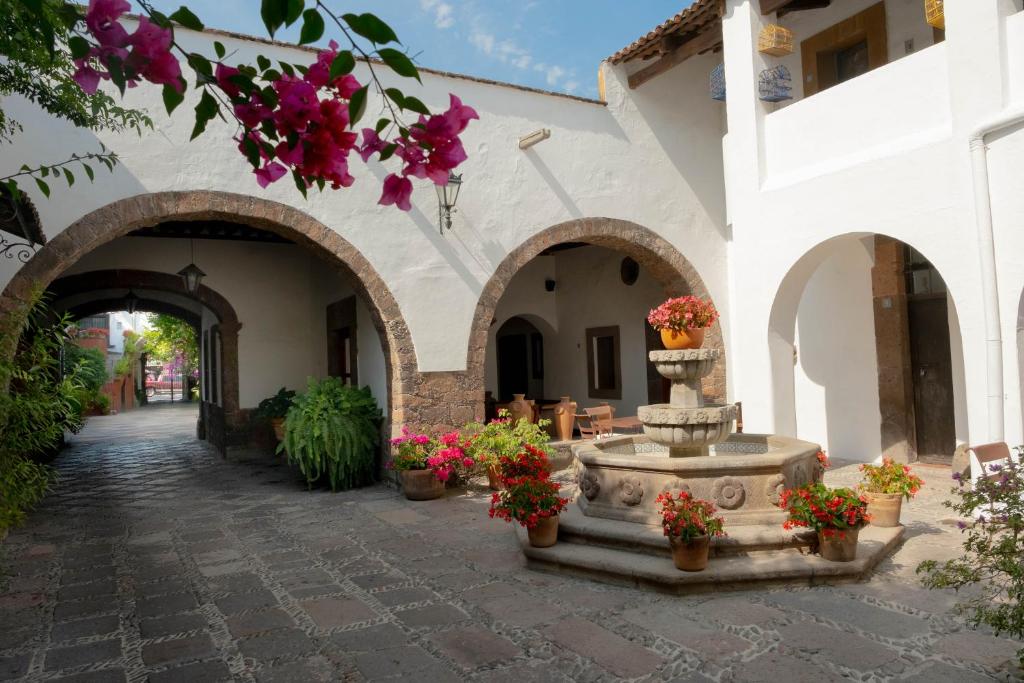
<box><xmin>517</xmin><ymin>433</ymin><xmax>904</xmax><ymax>593</ymax></box>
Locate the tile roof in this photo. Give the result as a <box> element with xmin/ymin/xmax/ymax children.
<box><xmin>607</xmin><ymin>0</ymin><xmax>724</xmax><ymax>64</ymax></box>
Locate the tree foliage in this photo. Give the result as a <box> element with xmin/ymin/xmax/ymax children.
<box><xmin>146</xmin><ymin>313</ymin><xmax>196</xmax><ymax>369</ymax></box>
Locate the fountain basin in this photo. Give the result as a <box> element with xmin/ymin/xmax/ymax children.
<box><xmin>648</xmin><ymin>348</ymin><xmax>719</xmax><ymax>381</ymax></box>
<box><xmin>573</xmin><ymin>433</ymin><xmax>822</xmax><ymax>525</ymax></box>
<box><xmin>637</xmin><ymin>403</ymin><xmax>738</xmax><ymax>455</ymax></box>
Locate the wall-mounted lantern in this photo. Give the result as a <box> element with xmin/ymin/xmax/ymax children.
<box><xmin>436</xmin><ymin>172</ymin><xmax>462</xmax><ymax>234</ymax></box>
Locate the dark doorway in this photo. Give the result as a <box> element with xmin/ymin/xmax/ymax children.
<box><xmin>644</xmin><ymin>322</ymin><xmax>670</xmax><ymax>404</ymax></box>
<box><xmin>908</xmin><ymin>296</ymin><xmax>956</xmax><ymax>458</ymax></box>
<box><xmin>326</xmin><ymin>297</ymin><xmax>358</xmax><ymax>386</ymax></box>
<box><xmin>495</xmin><ymin>316</ymin><xmax>544</xmax><ymax>401</ymax></box>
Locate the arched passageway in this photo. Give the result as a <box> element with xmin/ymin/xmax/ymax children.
<box><xmin>1</xmin><ymin>191</ymin><xmax>417</xmax><ymax>448</ymax></box>
<box><xmin>469</xmin><ymin>218</ymin><xmax>725</xmax><ymax>425</ymax></box>
<box><xmin>768</xmin><ymin>233</ymin><xmax>967</xmax><ymax>462</ymax></box>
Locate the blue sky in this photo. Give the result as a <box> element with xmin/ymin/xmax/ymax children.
<box><xmin>132</xmin><ymin>2</ymin><xmax>688</xmax><ymax>99</ymax></box>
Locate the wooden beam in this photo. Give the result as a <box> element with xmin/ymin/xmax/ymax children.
<box><xmin>760</xmin><ymin>0</ymin><xmax>830</xmax><ymax>16</ymax></box>
<box><xmin>759</xmin><ymin>0</ymin><xmax>793</xmax><ymax>14</ymax></box>
<box><xmin>628</xmin><ymin>26</ymin><xmax>723</xmax><ymax>89</ymax></box>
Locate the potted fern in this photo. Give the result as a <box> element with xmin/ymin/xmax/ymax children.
<box><xmin>277</xmin><ymin>378</ymin><xmax>381</xmax><ymax>491</ymax></box>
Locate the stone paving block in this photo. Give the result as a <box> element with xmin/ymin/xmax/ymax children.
<box><xmin>204</xmin><ymin>572</ymin><xmax>264</xmax><ymax>594</ymax></box>
<box><xmin>428</xmin><ymin>626</ymin><xmax>522</xmax><ymax>669</ymax></box>
<box><xmin>375</xmin><ymin>508</ymin><xmax>428</xmax><ymax>525</ymax></box>
<box><xmin>326</xmin><ymin>623</ymin><xmax>409</xmax><ymax>653</ymax></box>
<box><xmin>44</xmin><ymin>638</ymin><xmax>122</xmax><ymax>671</ymax></box>
<box><xmin>237</xmin><ymin>628</ymin><xmax>318</xmax><ymax>661</ymax></box>
<box><xmin>935</xmin><ymin>631</ymin><xmax>1021</xmax><ymax>669</ymax></box>
<box><xmin>255</xmin><ymin>655</ymin><xmax>337</xmax><ymax>682</ymax></box>
<box><xmin>777</xmin><ymin>621</ymin><xmax>900</xmax><ymax>671</ymax></box>
<box><xmin>474</xmin><ymin>664</ymin><xmax>574</xmax><ymax>682</ymax></box>
<box><xmin>902</xmin><ymin>661</ymin><xmax>998</xmax><ymax>682</ymax></box>
<box><xmin>0</xmin><ymin>654</ymin><xmax>31</xmax><ymax>679</ymax></box>
<box><xmin>58</xmin><ymin>579</ymin><xmax>118</xmax><ymax>601</ymax></box>
<box><xmin>198</xmin><ymin>561</ymin><xmax>250</xmax><ymax>577</ymax></box>
<box><xmin>51</xmin><ymin>614</ymin><xmax>121</xmax><ymax>641</ymax></box>
<box><xmin>49</xmin><ymin>668</ymin><xmax>128</xmax><ymax>683</ymax></box>
<box><xmin>622</xmin><ymin>605</ymin><xmax>750</xmax><ymax>658</ymax></box>
<box><xmin>139</xmin><ymin>611</ymin><xmax>208</xmax><ymax>638</ymax></box>
<box><xmin>697</xmin><ymin>596</ymin><xmax>785</xmax><ymax>626</ymax></box>
<box><xmin>544</xmin><ymin>616</ymin><xmax>665</xmax><ymax>679</ymax></box>
<box><xmin>136</xmin><ymin>592</ymin><xmax>199</xmax><ymax>618</ymax></box>
<box><xmin>300</xmin><ymin>596</ymin><xmax>377</xmax><ymax>630</ymax></box>
<box><xmin>395</xmin><ymin>603</ymin><xmax>468</xmax><ymax>629</ymax></box>
<box><xmin>147</xmin><ymin>660</ymin><xmax>233</xmax><ymax>683</ymax></box>
<box><xmin>0</xmin><ymin>627</ymin><xmax>38</xmax><ymax>650</ymax></box>
<box><xmin>476</xmin><ymin>590</ymin><xmax>567</xmax><ymax>628</ymax></box>
<box><xmin>403</xmin><ymin>554</ymin><xmax>467</xmax><ymax>577</ymax></box>
<box><xmin>0</xmin><ymin>591</ymin><xmax>46</xmax><ymax>610</ymax></box>
<box><xmin>353</xmin><ymin>644</ymin><xmax>445</xmax><ymax>679</ymax></box>
<box><xmin>226</xmin><ymin>608</ymin><xmax>296</xmax><ymax>638</ymax></box>
<box><xmin>141</xmin><ymin>633</ymin><xmax>217</xmax><ymax>666</ymax></box>
<box><xmin>349</xmin><ymin>571</ymin><xmax>409</xmax><ymax>590</ymax></box>
<box><xmin>53</xmin><ymin>597</ymin><xmax>117</xmax><ymax>621</ymax></box>
<box><xmin>214</xmin><ymin>588</ymin><xmax>279</xmax><ymax>615</ymax></box>
<box><xmin>727</xmin><ymin>651</ymin><xmax>845</xmax><ymax>682</ymax></box>
<box><xmin>374</xmin><ymin>586</ymin><xmax>436</xmax><ymax>607</ymax></box>
<box><xmin>765</xmin><ymin>589</ymin><xmax>930</xmax><ymax>639</ymax></box>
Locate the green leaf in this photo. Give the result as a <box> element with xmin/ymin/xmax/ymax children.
<box><xmin>384</xmin><ymin>87</ymin><xmax>404</xmax><ymax>107</ymax></box>
<box><xmin>188</xmin><ymin>53</ymin><xmax>213</xmax><ymax>79</ymax></box>
<box><xmin>162</xmin><ymin>83</ymin><xmax>185</xmax><ymax>115</ymax></box>
<box><xmin>377</xmin><ymin>48</ymin><xmax>420</xmax><ymax>82</ymax></box>
<box><xmin>260</xmin><ymin>0</ymin><xmax>285</xmax><ymax>36</ymax></box>
<box><xmin>278</xmin><ymin>61</ymin><xmax>294</xmax><ymax>77</ymax></box>
<box><xmin>214</xmin><ymin>41</ymin><xmax>226</xmax><ymax>59</ymax></box>
<box><xmin>401</xmin><ymin>96</ymin><xmax>430</xmax><ymax>116</ymax></box>
<box><xmin>348</xmin><ymin>85</ymin><xmax>368</xmax><ymax>126</ymax></box>
<box><xmin>190</xmin><ymin>90</ymin><xmax>219</xmax><ymax>140</ymax></box>
<box><xmin>329</xmin><ymin>52</ymin><xmax>356</xmax><ymax>80</ymax></box>
<box><xmin>292</xmin><ymin>169</ymin><xmax>308</xmax><ymax>198</ymax></box>
<box><xmin>148</xmin><ymin>10</ymin><xmax>172</xmax><ymax>28</ymax></box>
<box><xmin>342</xmin><ymin>13</ymin><xmax>399</xmax><ymax>45</ymax></box>
<box><xmin>378</xmin><ymin>143</ymin><xmax>397</xmax><ymax>162</ymax></box>
<box><xmin>68</xmin><ymin>36</ymin><xmax>90</xmax><ymax>60</ymax></box>
<box><xmin>284</xmin><ymin>0</ymin><xmax>304</xmax><ymax>25</ymax></box>
<box><xmin>62</xmin><ymin>168</ymin><xmax>74</xmax><ymax>187</ymax></box>
<box><xmin>299</xmin><ymin>9</ymin><xmax>324</xmax><ymax>45</ymax></box>
<box><xmin>82</xmin><ymin>164</ymin><xmax>94</xmax><ymax>182</ymax></box>
<box><xmin>34</xmin><ymin>178</ymin><xmax>50</xmax><ymax>198</ymax></box>
<box><xmin>257</xmin><ymin>55</ymin><xmax>272</xmax><ymax>72</ymax></box>
<box><xmin>241</xmin><ymin>137</ymin><xmax>261</xmax><ymax>168</ymax></box>
<box><xmin>55</xmin><ymin>2</ymin><xmax>82</xmax><ymax>29</ymax></box>
<box><xmin>169</xmin><ymin>6</ymin><xmax>204</xmax><ymax>31</ymax></box>
<box><xmin>375</xmin><ymin>117</ymin><xmax>390</xmax><ymax>134</ymax></box>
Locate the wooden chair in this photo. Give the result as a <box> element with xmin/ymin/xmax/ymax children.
<box><xmin>968</xmin><ymin>442</ymin><xmax>1020</xmax><ymax>518</ymax></box>
<box><xmin>575</xmin><ymin>406</ymin><xmax>614</xmax><ymax>440</ymax></box>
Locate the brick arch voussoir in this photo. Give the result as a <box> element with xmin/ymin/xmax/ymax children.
<box><xmin>467</xmin><ymin>217</ymin><xmax>726</xmax><ymax>405</ymax></box>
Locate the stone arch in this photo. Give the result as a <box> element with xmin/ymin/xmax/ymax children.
<box><xmin>47</xmin><ymin>269</ymin><xmax>242</xmax><ymax>424</ymax></box>
<box><xmin>0</xmin><ymin>191</ymin><xmax>417</xmax><ymax>434</ymax></box>
<box><xmin>467</xmin><ymin>217</ymin><xmax>726</xmax><ymax>411</ymax></box>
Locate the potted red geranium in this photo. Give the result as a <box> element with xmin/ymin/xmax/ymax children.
<box><xmin>647</xmin><ymin>296</ymin><xmax>719</xmax><ymax>349</ymax></box>
<box><xmin>489</xmin><ymin>444</ymin><xmax>568</xmax><ymax>547</ymax></box>
<box><xmin>859</xmin><ymin>458</ymin><xmax>924</xmax><ymax>527</ymax></box>
<box><xmin>780</xmin><ymin>483</ymin><xmax>870</xmax><ymax>562</ymax></box>
<box><xmin>656</xmin><ymin>490</ymin><xmax>725</xmax><ymax>571</ymax></box>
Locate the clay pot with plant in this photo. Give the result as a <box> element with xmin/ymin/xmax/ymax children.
<box><xmin>647</xmin><ymin>295</ymin><xmax>719</xmax><ymax>350</ymax></box>
<box><xmin>489</xmin><ymin>444</ymin><xmax>568</xmax><ymax>547</ymax></box>
<box><xmin>779</xmin><ymin>483</ymin><xmax>870</xmax><ymax>562</ymax></box>
<box><xmin>461</xmin><ymin>410</ymin><xmax>555</xmax><ymax>491</ymax></box>
<box><xmin>254</xmin><ymin>387</ymin><xmax>296</xmax><ymax>442</ymax></box>
<box><xmin>859</xmin><ymin>458</ymin><xmax>924</xmax><ymax>527</ymax></box>
<box><xmin>389</xmin><ymin>427</ymin><xmax>475</xmax><ymax>501</ymax></box>
<box><xmin>656</xmin><ymin>490</ymin><xmax>725</xmax><ymax>571</ymax></box>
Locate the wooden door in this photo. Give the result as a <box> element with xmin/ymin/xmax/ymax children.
<box><xmin>329</xmin><ymin>327</ymin><xmax>356</xmax><ymax>385</ymax></box>
<box><xmin>497</xmin><ymin>333</ymin><xmax>528</xmax><ymax>401</ymax></box>
<box><xmin>800</xmin><ymin>2</ymin><xmax>888</xmax><ymax>96</ymax></box>
<box><xmin>908</xmin><ymin>296</ymin><xmax>956</xmax><ymax>459</ymax></box>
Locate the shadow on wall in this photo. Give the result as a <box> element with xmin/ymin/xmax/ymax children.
<box><xmin>523</xmin><ymin>148</ymin><xmax>583</xmax><ymax>220</ymax></box>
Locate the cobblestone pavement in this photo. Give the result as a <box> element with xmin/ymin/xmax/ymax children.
<box><xmin>1</xmin><ymin>403</ymin><xmax>1021</xmax><ymax>682</ymax></box>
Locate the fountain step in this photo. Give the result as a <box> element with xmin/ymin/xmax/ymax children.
<box><xmin>516</xmin><ymin>523</ymin><xmax>904</xmax><ymax>595</ymax></box>
<box><xmin>557</xmin><ymin>505</ymin><xmax>815</xmax><ymax>557</ymax></box>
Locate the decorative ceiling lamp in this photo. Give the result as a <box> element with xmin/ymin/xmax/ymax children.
<box><xmin>123</xmin><ymin>289</ymin><xmax>139</xmax><ymax>314</ymax></box>
<box><xmin>178</xmin><ymin>238</ymin><xmax>205</xmax><ymax>295</ymax></box>
<box><xmin>436</xmin><ymin>172</ymin><xmax>462</xmax><ymax>234</ymax></box>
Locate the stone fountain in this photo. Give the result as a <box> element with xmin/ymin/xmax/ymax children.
<box><xmin>516</xmin><ymin>347</ymin><xmax>905</xmax><ymax>593</ymax></box>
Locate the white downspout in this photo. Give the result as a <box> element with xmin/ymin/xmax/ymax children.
<box><xmin>969</xmin><ymin>106</ymin><xmax>1024</xmax><ymax>442</ymax></box>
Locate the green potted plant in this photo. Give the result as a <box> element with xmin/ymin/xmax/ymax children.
<box><xmin>859</xmin><ymin>457</ymin><xmax>924</xmax><ymax>527</ymax></box>
<box><xmin>646</xmin><ymin>295</ymin><xmax>719</xmax><ymax>350</ymax></box>
<box><xmin>655</xmin><ymin>490</ymin><xmax>725</xmax><ymax>571</ymax></box>
<box><xmin>488</xmin><ymin>445</ymin><xmax>567</xmax><ymax>547</ymax></box>
<box><xmin>254</xmin><ymin>387</ymin><xmax>296</xmax><ymax>441</ymax></box>
<box><xmin>277</xmin><ymin>378</ymin><xmax>380</xmax><ymax>491</ymax></box>
<box><xmin>462</xmin><ymin>410</ymin><xmax>554</xmax><ymax>490</ymax></box>
<box><xmin>780</xmin><ymin>483</ymin><xmax>870</xmax><ymax>562</ymax></box>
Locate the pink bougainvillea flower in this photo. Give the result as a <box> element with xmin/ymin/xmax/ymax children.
<box><xmin>254</xmin><ymin>161</ymin><xmax>287</xmax><ymax>188</ymax></box>
<box><xmin>72</xmin><ymin>62</ymin><xmax>103</xmax><ymax>94</ymax></box>
<box><xmin>141</xmin><ymin>51</ymin><xmax>183</xmax><ymax>91</ymax></box>
<box><xmin>378</xmin><ymin>173</ymin><xmax>413</xmax><ymax>211</ymax></box>
<box><xmin>358</xmin><ymin>128</ymin><xmax>386</xmax><ymax>162</ymax></box>
<box><xmin>275</xmin><ymin>140</ymin><xmax>304</xmax><ymax>166</ymax></box>
<box><xmin>128</xmin><ymin>17</ymin><xmax>172</xmax><ymax>60</ymax></box>
<box><xmin>86</xmin><ymin>0</ymin><xmax>131</xmax><ymax>48</ymax></box>
<box><xmin>215</xmin><ymin>63</ymin><xmax>242</xmax><ymax>98</ymax></box>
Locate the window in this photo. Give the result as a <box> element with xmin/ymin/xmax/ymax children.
<box><xmin>800</xmin><ymin>2</ymin><xmax>887</xmax><ymax>96</ymax></box>
<box><xmin>586</xmin><ymin>326</ymin><xmax>621</xmax><ymax>400</ymax></box>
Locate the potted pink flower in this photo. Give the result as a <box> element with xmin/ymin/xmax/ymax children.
<box><xmin>389</xmin><ymin>428</ymin><xmax>474</xmax><ymax>501</ymax></box>
<box><xmin>647</xmin><ymin>296</ymin><xmax>719</xmax><ymax>349</ymax></box>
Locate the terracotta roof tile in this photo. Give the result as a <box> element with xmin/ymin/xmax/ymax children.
<box><xmin>607</xmin><ymin>0</ymin><xmax>723</xmax><ymax>64</ymax></box>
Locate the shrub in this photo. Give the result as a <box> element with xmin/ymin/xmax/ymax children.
<box><xmin>917</xmin><ymin>457</ymin><xmax>1024</xmax><ymax>664</ymax></box>
<box><xmin>277</xmin><ymin>378</ymin><xmax>381</xmax><ymax>491</ymax></box>
<box><xmin>779</xmin><ymin>483</ymin><xmax>870</xmax><ymax>538</ymax></box>
<box><xmin>65</xmin><ymin>344</ymin><xmax>106</xmax><ymax>393</ymax></box>
<box><xmin>860</xmin><ymin>457</ymin><xmax>924</xmax><ymax>500</ymax></box>
<box><xmin>254</xmin><ymin>387</ymin><xmax>296</xmax><ymax>420</ymax></box>
<box><xmin>656</xmin><ymin>491</ymin><xmax>725</xmax><ymax>542</ymax></box>
<box><xmin>461</xmin><ymin>410</ymin><xmax>553</xmax><ymax>470</ymax></box>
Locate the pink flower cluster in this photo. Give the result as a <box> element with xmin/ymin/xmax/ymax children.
<box><xmin>647</xmin><ymin>295</ymin><xmax>719</xmax><ymax>332</ymax></box>
<box><xmin>73</xmin><ymin>0</ymin><xmax>182</xmax><ymax>95</ymax></box>
<box><xmin>426</xmin><ymin>431</ymin><xmax>474</xmax><ymax>482</ymax></box>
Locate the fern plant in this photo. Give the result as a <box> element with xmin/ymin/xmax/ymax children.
<box><xmin>277</xmin><ymin>377</ymin><xmax>381</xmax><ymax>491</ymax></box>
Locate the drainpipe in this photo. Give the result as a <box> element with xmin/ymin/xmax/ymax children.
<box><xmin>969</xmin><ymin>106</ymin><xmax>1024</xmax><ymax>442</ymax></box>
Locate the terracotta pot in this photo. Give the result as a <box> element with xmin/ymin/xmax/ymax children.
<box><xmin>669</xmin><ymin>535</ymin><xmax>710</xmax><ymax>571</ymax></box>
<box><xmin>399</xmin><ymin>469</ymin><xmax>445</xmax><ymax>501</ymax></box>
<box><xmin>527</xmin><ymin>515</ymin><xmax>559</xmax><ymax>547</ymax></box>
<box><xmin>552</xmin><ymin>396</ymin><xmax>577</xmax><ymax>442</ymax></box>
<box><xmin>865</xmin><ymin>492</ymin><xmax>903</xmax><ymax>527</ymax></box>
<box><xmin>486</xmin><ymin>463</ymin><xmax>502</xmax><ymax>491</ymax></box>
<box><xmin>660</xmin><ymin>327</ymin><xmax>706</xmax><ymax>350</ymax></box>
<box><xmin>507</xmin><ymin>394</ymin><xmax>535</xmax><ymax>424</ymax></box>
<box><xmin>270</xmin><ymin>417</ymin><xmax>286</xmax><ymax>442</ymax></box>
<box><xmin>817</xmin><ymin>527</ymin><xmax>860</xmax><ymax>562</ymax></box>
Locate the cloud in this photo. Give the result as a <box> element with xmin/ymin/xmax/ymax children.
<box><xmin>465</xmin><ymin>13</ymin><xmax>574</xmax><ymax>93</ymax></box>
<box><xmin>563</xmin><ymin>80</ymin><xmax>579</xmax><ymax>94</ymax></box>
<box><xmin>469</xmin><ymin>30</ymin><xmax>495</xmax><ymax>55</ymax></box>
<box><xmin>420</xmin><ymin>0</ymin><xmax>455</xmax><ymax>30</ymax></box>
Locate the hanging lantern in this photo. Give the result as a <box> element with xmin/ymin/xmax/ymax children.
<box><xmin>758</xmin><ymin>25</ymin><xmax>794</xmax><ymax>56</ymax></box>
<box><xmin>123</xmin><ymin>289</ymin><xmax>139</xmax><ymax>315</ymax></box>
<box><xmin>178</xmin><ymin>263</ymin><xmax>205</xmax><ymax>295</ymax></box>
<box><xmin>435</xmin><ymin>172</ymin><xmax>463</xmax><ymax>233</ymax></box>
<box><xmin>925</xmin><ymin>0</ymin><xmax>944</xmax><ymax>30</ymax></box>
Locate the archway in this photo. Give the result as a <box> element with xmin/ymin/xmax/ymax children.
<box><xmin>0</xmin><ymin>191</ymin><xmax>417</xmax><ymax>442</ymax></box>
<box><xmin>768</xmin><ymin>233</ymin><xmax>968</xmax><ymax>462</ymax></box>
<box><xmin>469</xmin><ymin>218</ymin><xmax>725</xmax><ymax>421</ymax></box>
